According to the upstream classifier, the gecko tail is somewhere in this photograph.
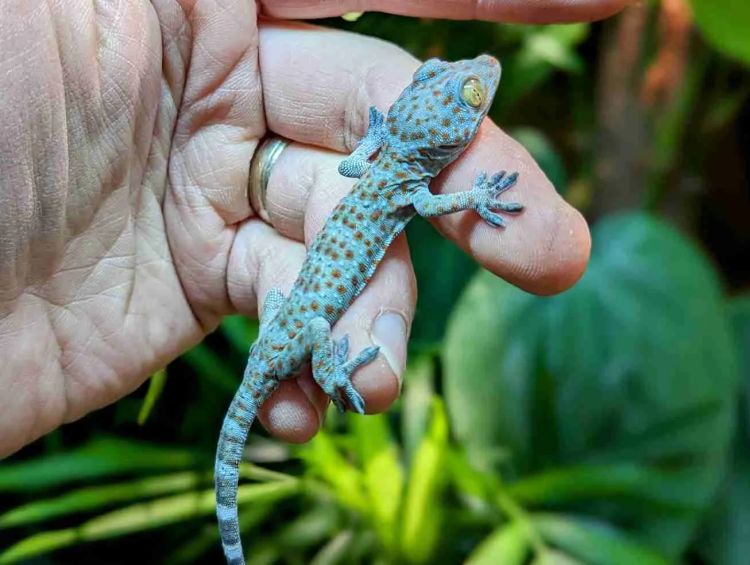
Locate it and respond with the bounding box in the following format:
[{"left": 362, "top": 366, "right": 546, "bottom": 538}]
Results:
[{"left": 215, "top": 377, "right": 259, "bottom": 565}]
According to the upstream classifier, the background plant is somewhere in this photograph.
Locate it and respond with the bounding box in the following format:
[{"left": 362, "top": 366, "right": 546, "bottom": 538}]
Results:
[{"left": 2, "top": 2, "right": 749, "bottom": 563}]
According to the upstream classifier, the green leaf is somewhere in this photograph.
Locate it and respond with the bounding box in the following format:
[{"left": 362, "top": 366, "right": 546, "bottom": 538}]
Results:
[
  {"left": 400, "top": 398, "right": 449, "bottom": 563},
  {"left": 531, "top": 549, "right": 583, "bottom": 565},
  {"left": 407, "top": 217, "right": 478, "bottom": 352},
  {"left": 697, "top": 436, "right": 750, "bottom": 565},
  {"left": 300, "top": 432, "right": 368, "bottom": 513},
  {"left": 401, "top": 355, "right": 436, "bottom": 463},
  {"left": 494, "top": 24, "right": 589, "bottom": 110},
  {"left": 508, "top": 464, "right": 704, "bottom": 513},
  {"left": 696, "top": 295, "right": 750, "bottom": 565},
  {"left": 688, "top": 0, "right": 750, "bottom": 65},
  {"left": 350, "top": 411, "right": 393, "bottom": 466},
  {"left": 0, "top": 471, "right": 206, "bottom": 528},
  {"left": 446, "top": 447, "right": 497, "bottom": 505},
  {"left": 309, "top": 530, "right": 357, "bottom": 565},
  {"left": 466, "top": 523, "right": 529, "bottom": 565},
  {"left": 0, "top": 531, "right": 77, "bottom": 564},
  {"left": 182, "top": 343, "right": 238, "bottom": 394},
  {"left": 341, "top": 12, "right": 364, "bottom": 22},
  {"left": 221, "top": 315, "right": 259, "bottom": 355},
  {"left": 168, "top": 525, "right": 218, "bottom": 565},
  {"left": 533, "top": 514, "right": 669, "bottom": 565},
  {"left": 0, "top": 481, "right": 299, "bottom": 563},
  {"left": 245, "top": 545, "right": 278, "bottom": 565},
  {"left": 275, "top": 505, "right": 340, "bottom": 550},
  {"left": 137, "top": 368, "right": 168, "bottom": 425},
  {"left": 350, "top": 414, "right": 403, "bottom": 552},
  {"left": 730, "top": 295, "right": 750, "bottom": 437},
  {"left": 0, "top": 437, "right": 196, "bottom": 493},
  {"left": 443, "top": 213, "right": 738, "bottom": 555}
]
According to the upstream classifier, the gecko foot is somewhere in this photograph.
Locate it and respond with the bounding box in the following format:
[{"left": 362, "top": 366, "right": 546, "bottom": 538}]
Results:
[
  {"left": 317, "top": 337, "right": 379, "bottom": 414},
  {"left": 473, "top": 171, "right": 523, "bottom": 227}
]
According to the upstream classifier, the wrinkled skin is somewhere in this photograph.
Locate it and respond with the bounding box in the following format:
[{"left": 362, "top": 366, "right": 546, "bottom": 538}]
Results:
[{"left": 0, "top": 0, "right": 630, "bottom": 457}]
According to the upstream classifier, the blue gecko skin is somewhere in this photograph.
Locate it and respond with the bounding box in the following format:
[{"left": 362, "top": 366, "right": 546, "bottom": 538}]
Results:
[{"left": 215, "top": 55, "right": 522, "bottom": 564}]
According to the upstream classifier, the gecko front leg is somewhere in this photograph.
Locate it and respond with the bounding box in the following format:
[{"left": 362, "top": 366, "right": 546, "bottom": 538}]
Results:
[
  {"left": 412, "top": 171, "right": 523, "bottom": 227},
  {"left": 337, "top": 106, "right": 387, "bottom": 179}
]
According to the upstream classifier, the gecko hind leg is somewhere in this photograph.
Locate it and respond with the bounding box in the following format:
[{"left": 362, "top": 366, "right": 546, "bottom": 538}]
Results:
[{"left": 306, "top": 319, "right": 379, "bottom": 414}]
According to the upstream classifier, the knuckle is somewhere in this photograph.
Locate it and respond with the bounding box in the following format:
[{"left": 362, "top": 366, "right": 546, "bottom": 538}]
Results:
[{"left": 341, "top": 43, "right": 418, "bottom": 152}]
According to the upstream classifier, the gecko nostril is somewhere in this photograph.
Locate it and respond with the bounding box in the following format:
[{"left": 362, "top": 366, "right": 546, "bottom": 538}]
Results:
[{"left": 476, "top": 54, "right": 499, "bottom": 67}]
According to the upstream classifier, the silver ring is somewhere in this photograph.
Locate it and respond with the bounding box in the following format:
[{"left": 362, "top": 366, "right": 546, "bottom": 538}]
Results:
[{"left": 248, "top": 135, "right": 291, "bottom": 224}]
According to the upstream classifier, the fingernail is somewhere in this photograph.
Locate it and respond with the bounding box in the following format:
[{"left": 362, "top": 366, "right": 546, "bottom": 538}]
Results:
[{"left": 371, "top": 311, "right": 408, "bottom": 386}]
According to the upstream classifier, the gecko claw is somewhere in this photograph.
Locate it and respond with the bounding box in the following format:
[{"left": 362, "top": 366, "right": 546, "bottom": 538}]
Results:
[
  {"left": 344, "top": 384, "right": 366, "bottom": 415},
  {"left": 316, "top": 344, "right": 378, "bottom": 414},
  {"left": 491, "top": 200, "right": 524, "bottom": 213},
  {"left": 478, "top": 207, "right": 507, "bottom": 228}
]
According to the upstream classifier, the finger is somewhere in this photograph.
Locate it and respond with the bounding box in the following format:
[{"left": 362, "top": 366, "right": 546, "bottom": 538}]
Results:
[
  {"left": 256, "top": 143, "right": 345, "bottom": 243},
  {"left": 265, "top": 142, "right": 415, "bottom": 411},
  {"left": 257, "top": 370, "right": 329, "bottom": 444},
  {"left": 165, "top": 0, "right": 262, "bottom": 327},
  {"left": 432, "top": 123, "right": 591, "bottom": 295},
  {"left": 227, "top": 221, "right": 326, "bottom": 442},
  {"left": 342, "top": 234, "right": 414, "bottom": 413},
  {"left": 262, "top": 143, "right": 356, "bottom": 243},
  {"left": 260, "top": 0, "right": 632, "bottom": 23},
  {"left": 227, "top": 218, "right": 414, "bottom": 440},
  {"left": 260, "top": 23, "right": 590, "bottom": 295}
]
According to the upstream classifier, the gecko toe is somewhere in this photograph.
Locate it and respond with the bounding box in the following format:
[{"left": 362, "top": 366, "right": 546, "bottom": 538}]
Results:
[
  {"left": 478, "top": 206, "right": 506, "bottom": 228},
  {"left": 492, "top": 200, "right": 524, "bottom": 213},
  {"left": 344, "top": 384, "right": 366, "bottom": 415}
]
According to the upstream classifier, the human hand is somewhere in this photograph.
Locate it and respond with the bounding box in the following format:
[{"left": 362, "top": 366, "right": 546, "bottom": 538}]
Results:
[{"left": 0, "top": 0, "right": 628, "bottom": 457}]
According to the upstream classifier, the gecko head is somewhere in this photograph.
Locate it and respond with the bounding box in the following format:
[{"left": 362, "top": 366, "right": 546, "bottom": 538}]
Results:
[{"left": 385, "top": 55, "right": 501, "bottom": 175}]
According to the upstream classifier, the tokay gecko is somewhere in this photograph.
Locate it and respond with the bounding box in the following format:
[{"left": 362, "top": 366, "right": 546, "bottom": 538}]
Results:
[{"left": 215, "top": 55, "right": 523, "bottom": 564}]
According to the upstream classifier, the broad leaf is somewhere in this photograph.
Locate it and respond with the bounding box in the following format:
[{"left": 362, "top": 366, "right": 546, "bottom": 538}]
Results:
[
  {"left": 407, "top": 217, "right": 477, "bottom": 352},
  {"left": 443, "top": 213, "right": 738, "bottom": 555},
  {"left": 688, "top": 0, "right": 750, "bottom": 65},
  {"left": 696, "top": 295, "right": 750, "bottom": 565}
]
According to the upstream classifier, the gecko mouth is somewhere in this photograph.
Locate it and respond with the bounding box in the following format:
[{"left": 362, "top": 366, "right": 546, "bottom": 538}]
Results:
[
  {"left": 419, "top": 144, "right": 458, "bottom": 159},
  {"left": 431, "top": 144, "right": 461, "bottom": 157}
]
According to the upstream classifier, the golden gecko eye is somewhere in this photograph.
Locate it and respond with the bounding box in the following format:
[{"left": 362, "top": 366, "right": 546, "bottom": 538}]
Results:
[{"left": 461, "top": 77, "right": 485, "bottom": 108}]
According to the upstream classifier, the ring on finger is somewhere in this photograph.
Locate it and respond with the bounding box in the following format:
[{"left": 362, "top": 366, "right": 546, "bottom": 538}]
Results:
[{"left": 248, "top": 135, "right": 291, "bottom": 224}]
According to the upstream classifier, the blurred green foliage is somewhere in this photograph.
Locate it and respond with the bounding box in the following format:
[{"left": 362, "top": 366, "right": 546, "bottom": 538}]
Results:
[
  {"left": 2, "top": 3, "right": 750, "bottom": 564},
  {"left": 688, "top": 0, "right": 750, "bottom": 64}
]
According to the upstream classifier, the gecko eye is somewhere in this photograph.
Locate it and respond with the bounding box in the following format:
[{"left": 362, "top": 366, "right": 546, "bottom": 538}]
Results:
[{"left": 460, "top": 77, "right": 485, "bottom": 108}]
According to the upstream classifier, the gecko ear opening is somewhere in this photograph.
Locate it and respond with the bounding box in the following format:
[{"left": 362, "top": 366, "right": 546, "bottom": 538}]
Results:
[{"left": 413, "top": 58, "right": 449, "bottom": 82}]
